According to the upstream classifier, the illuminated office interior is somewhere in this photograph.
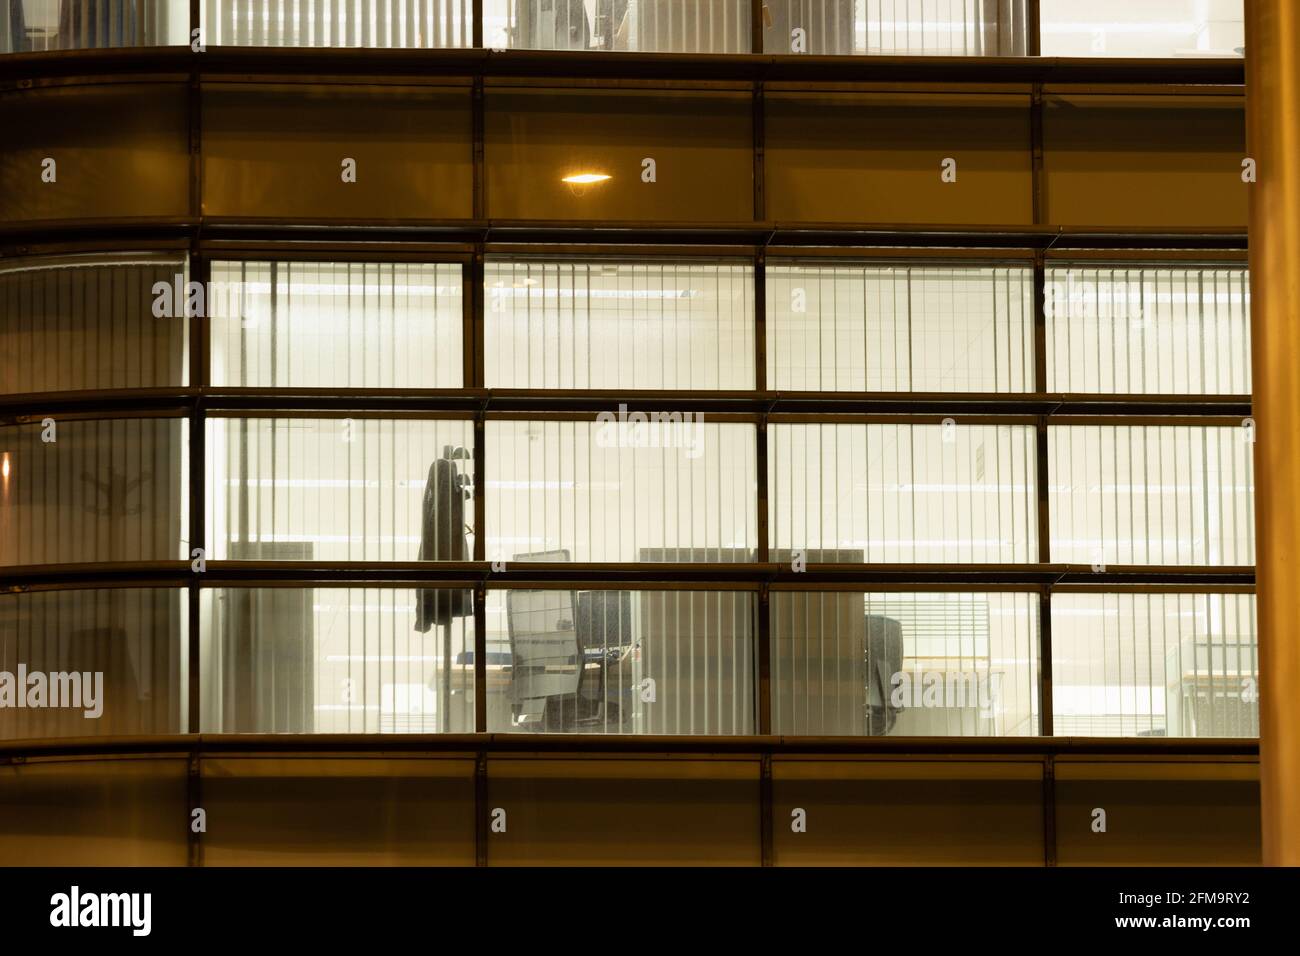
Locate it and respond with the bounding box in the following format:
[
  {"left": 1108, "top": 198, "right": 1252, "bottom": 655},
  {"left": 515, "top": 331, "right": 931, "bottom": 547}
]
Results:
[{"left": 0, "top": 0, "right": 1289, "bottom": 866}]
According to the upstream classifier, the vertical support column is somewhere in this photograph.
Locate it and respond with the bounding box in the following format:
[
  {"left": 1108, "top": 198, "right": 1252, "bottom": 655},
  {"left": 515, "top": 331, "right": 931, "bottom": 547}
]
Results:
[
  {"left": 750, "top": 0, "right": 764, "bottom": 54},
  {"left": 188, "top": 251, "right": 209, "bottom": 738},
  {"left": 1245, "top": 0, "right": 1300, "bottom": 867}
]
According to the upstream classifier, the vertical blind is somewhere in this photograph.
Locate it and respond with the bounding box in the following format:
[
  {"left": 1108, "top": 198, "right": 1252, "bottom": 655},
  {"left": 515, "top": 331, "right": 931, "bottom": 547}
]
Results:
[
  {"left": 1, "top": 0, "right": 186, "bottom": 52},
  {"left": 766, "top": 262, "right": 1034, "bottom": 392},
  {"left": 0, "top": 254, "right": 189, "bottom": 395},
  {"left": 1048, "top": 425, "right": 1255, "bottom": 566},
  {"left": 771, "top": 590, "right": 1038, "bottom": 736},
  {"left": 486, "top": 0, "right": 751, "bottom": 52},
  {"left": 769, "top": 423, "right": 1038, "bottom": 563},
  {"left": 209, "top": 260, "right": 463, "bottom": 389},
  {"left": 205, "top": 417, "right": 474, "bottom": 562},
  {"left": 764, "top": 0, "right": 1030, "bottom": 56},
  {"left": 201, "top": 0, "right": 472, "bottom": 46},
  {"left": 486, "top": 258, "right": 754, "bottom": 390},
  {"left": 0, "top": 417, "right": 188, "bottom": 567},
  {"left": 484, "top": 587, "right": 756, "bottom": 735},
  {"left": 1046, "top": 265, "right": 1251, "bottom": 395},
  {"left": 0, "top": 587, "right": 187, "bottom": 739},
  {"left": 486, "top": 419, "right": 757, "bottom": 564},
  {"left": 201, "top": 586, "right": 473, "bottom": 733},
  {"left": 1052, "top": 591, "right": 1257, "bottom": 737}
]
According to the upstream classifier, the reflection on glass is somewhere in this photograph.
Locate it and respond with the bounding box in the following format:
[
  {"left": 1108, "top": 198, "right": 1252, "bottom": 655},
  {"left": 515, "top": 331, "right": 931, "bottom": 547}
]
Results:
[
  {"left": 2, "top": 0, "right": 188, "bottom": 53},
  {"left": 1040, "top": 0, "right": 1243, "bottom": 57},
  {"left": 767, "top": 261, "right": 1033, "bottom": 393},
  {"left": 0, "top": 587, "right": 187, "bottom": 739},
  {"left": 771, "top": 590, "right": 1039, "bottom": 735},
  {"left": 209, "top": 261, "right": 463, "bottom": 389},
  {"left": 485, "top": 258, "right": 754, "bottom": 390},
  {"left": 200, "top": 0, "right": 472, "bottom": 47},
  {"left": 769, "top": 423, "right": 1038, "bottom": 563},
  {"left": 201, "top": 587, "right": 473, "bottom": 732},
  {"left": 763, "top": 0, "right": 1030, "bottom": 56},
  {"left": 205, "top": 417, "right": 474, "bottom": 562},
  {"left": 1046, "top": 265, "right": 1250, "bottom": 395},
  {"left": 0, "top": 254, "right": 189, "bottom": 395},
  {"left": 1052, "top": 592, "right": 1257, "bottom": 737},
  {"left": 485, "top": 0, "right": 750, "bottom": 52},
  {"left": 486, "top": 419, "right": 756, "bottom": 564},
  {"left": 485, "top": 587, "right": 755, "bottom": 734},
  {"left": 1048, "top": 425, "right": 1254, "bottom": 566},
  {"left": 0, "top": 417, "right": 189, "bottom": 567}
]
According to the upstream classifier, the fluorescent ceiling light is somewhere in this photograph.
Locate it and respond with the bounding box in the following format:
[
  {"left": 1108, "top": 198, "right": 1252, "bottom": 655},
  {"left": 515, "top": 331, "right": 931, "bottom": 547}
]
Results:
[{"left": 562, "top": 173, "right": 612, "bottom": 184}]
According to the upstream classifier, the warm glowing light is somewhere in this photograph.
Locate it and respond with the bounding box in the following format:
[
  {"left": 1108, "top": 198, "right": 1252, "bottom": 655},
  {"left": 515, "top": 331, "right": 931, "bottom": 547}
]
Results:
[
  {"left": 1, "top": 454, "right": 8, "bottom": 480},
  {"left": 561, "top": 173, "right": 611, "bottom": 184}
]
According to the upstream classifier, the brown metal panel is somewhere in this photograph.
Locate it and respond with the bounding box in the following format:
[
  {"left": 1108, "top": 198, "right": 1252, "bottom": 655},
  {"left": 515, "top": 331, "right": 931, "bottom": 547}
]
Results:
[
  {"left": 486, "top": 755, "right": 761, "bottom": 865},
  {"left": 199, "top": 756, "right": 477, "bottom": 865},
  {"left": 1053, "top": 758, "right": 1261, "bottom": 865},
  {"left": 771, "top": 757, "right": 1045, "bottom": 865},
  {"left": 0, "top": 82, "right": 190, "bottom": 223},
  {"left": 1042, "top": 93, "right": 1247, "bottom": 228},
  {"left": 201, "top": 82, "right": 473, "bottom": 220},
  {"left": 484, "top": 87, "right": 753, "bottom": 222},
  {"left": 765, "top": 91, "right": 1034, "bottom": 225}
]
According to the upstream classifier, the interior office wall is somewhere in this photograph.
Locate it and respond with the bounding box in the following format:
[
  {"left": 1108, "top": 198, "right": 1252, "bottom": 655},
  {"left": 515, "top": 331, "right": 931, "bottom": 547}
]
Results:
[
  {"left": 768, "top": 422, "right": 1038, "bottom": 564},
  {"left": 766, "top": 261, "right": 1034, "bottom": 392},
  {"left": 0, "top": 0, "right": 188, "bottom": 53},
  {"left": 765, "top": 92, "right": 1033, "bottom": 225},
  {"left": 0, "top": 587, "right": 187, "bottom": 739},
  {"left": 763, "top": 0, "right": 1030, "bottom": 56},
  {"left": 1047, "top": 424, "right": 1255, "bottom": 566},
  {"left": 0, "top": 81, "right": 190, "bottom": 222},
  {"left": 204, "top": 416, "right": 473, "bottom": 563},
  {"left": 201, "top": 81, "right": 473, "bottom": 220},
  {"left": 485, "top": 258, "right": 755, "bottom": 390},
  {"left": 1045, "top": 263, "right": 1251, "bottom": 395},
  {"left": 484, "top": 86, "right": 754, "bottom": 221},
  {"left": 208, "top": 260, "right": 464, "bottom": 389},
  {"left": 1052, "top": 591, "right": 1257, "bottom": 738},
  {"left": 0, "top": 416, "right": 189, "bottom": 567},
  {"left": 0, "top": 253, "right": 190, "bottom": 395}
]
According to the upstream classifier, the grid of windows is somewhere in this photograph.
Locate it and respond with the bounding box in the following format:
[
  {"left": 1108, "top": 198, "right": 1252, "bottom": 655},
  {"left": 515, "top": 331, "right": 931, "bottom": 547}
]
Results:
[
  {"left": 1, "top": 0, "right": 1243, "bottom": 55},
  {"left": 0, "top": 253, "right": 1254, "bottom": 740}
]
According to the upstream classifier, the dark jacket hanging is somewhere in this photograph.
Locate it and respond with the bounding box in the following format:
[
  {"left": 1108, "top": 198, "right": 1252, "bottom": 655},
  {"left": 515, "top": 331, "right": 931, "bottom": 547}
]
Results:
[{"left": 415, "top": 457, "right": 471, "bottom": 631}]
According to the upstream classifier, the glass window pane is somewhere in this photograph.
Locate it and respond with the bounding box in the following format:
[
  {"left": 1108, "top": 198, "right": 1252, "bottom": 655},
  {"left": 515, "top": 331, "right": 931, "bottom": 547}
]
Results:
[
  {"left": 486, "top": 419, "right": 756, "bottom": 563},
  {"left": 200, "top": 0, "right": 473, "bottom": 47},
  {"left": 1046, "top": 265, "right": 1250, "bottom": 395},
  {"left": 769, "top": 423, "right": 1038, "bottom": 563},
  {"left": 771, "top": 590, "right": 1039, "bottom": 735},
  {"left": 767, "top": 261, "right": 1033, "bottom": 392},
  {"left": 1, "top": 254, "right": 189, "bottom": 395},
  {"left": 764, "top": 0, "right": 1030, "bottom": 56},
  {"left": 485, "top": 0, "right": 751, "bottom": 52},
  {"left": 209, "top": 261, "right": 463, "bottom": 389},
  {"left": 485, "top": 587, "right": 756, "bottom": 734},
  {"left": 485, "top": 258, "right": 754, "bottom": 390},
  {"left": 0, "top": 417, "right": 189, "bottom": 567},
  {"left": 3, "top": 0, "right": 189, "bottom": 52},
  {"left": 0, "top": 587, "right": 187, "bottom": 739},
  {"left": 1040, "top": 0, "right": 1244, "bottom": 57},
  {"left": 1048, "top": 425, "right": 1255, "bottom": 566},
  {"left": 1052, "top": 592, "right": 1257, "bottom": 737},
  {"left": 201, "top": 586, "right": 473, "bottom": 733},
  {"left": 205, "top": 417, "right": 474, "bottom": 562}
]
